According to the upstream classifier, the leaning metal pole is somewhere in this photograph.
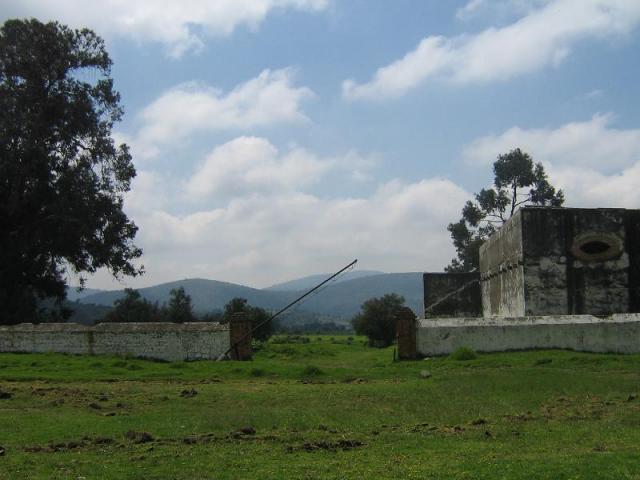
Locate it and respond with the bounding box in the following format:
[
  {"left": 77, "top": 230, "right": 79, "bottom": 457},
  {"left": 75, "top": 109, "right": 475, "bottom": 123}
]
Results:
[{"left": 218, "top": 259, "right": 358, "bottom": 360}]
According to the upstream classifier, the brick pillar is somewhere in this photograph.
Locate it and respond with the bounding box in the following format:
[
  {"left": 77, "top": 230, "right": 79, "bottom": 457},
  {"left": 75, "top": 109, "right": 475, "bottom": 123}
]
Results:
[
  {"left": 396, "top": 307, "right": 417, "bottom": 360},
  {"left": 229, "top": 312, "right": 252, "bottom": 360}
]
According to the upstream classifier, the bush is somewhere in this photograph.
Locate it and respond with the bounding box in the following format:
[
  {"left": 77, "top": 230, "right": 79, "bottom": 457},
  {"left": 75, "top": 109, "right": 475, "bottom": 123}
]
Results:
[
  {"left": 351, "top": 294, "right": 405, "bottom": 348},
  {"left": 449, "top": 347, "right": 478, "bottom": 361}
]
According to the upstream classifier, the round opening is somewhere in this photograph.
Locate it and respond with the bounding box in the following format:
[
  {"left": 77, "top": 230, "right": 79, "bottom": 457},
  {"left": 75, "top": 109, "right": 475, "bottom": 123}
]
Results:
[
  {"left": 570, "top": 233, "right": 623, "bottom": 262},
  {"left": 579, "top": 240, "right": 611, "bottom": 255}
]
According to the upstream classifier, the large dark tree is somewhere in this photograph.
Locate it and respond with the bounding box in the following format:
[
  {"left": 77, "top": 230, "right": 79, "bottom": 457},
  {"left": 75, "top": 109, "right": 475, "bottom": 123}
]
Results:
[
  {"left": 447, "top": 148, "right": 564, "bottom": 272},
  {"left": 0, "top": 19, "right": 142, "bottom": 324}
]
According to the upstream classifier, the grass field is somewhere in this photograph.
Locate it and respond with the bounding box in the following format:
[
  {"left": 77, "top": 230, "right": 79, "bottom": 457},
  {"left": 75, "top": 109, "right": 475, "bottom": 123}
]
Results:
[{"left": 1, "top": 335, "right": 640, "bottom": 479}]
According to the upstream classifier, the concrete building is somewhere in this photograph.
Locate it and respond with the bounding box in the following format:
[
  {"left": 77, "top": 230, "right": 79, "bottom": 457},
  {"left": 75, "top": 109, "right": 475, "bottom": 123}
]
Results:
[
  {"left": 399, "top": 207, "right": 640, "bottom": 358},
  {"left": 479, "top": 207, "right": 640, "bottom": 318}
]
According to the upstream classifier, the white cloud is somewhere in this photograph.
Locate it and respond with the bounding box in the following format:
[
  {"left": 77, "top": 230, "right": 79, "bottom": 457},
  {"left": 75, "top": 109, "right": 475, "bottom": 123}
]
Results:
[
  {"left": 2, "top": 0, "right": 328, "bottom": 57},
  {"left": 127, "top": 69, "right": 313, "bottom": 160},
  {"left": 186, "top": 136, "right": 377, "bottom": 199},
  {"left": 344, "top": 0, "right": 640, "bottom": 100},
  {"left": 116, "top": 178, "right": 469, "bottom": 288},
  {"left": 186, "top": 137, "right": 326, "bottom": 198},
  {"left": 547, "top": 162, "right": 640, "bottom": 208},
  {"left": 462, "top": 113, "right": 640, "bottom": 171},
  {"left": 124, "top": 170, "right": 172, "bottom": 213},
  {"left": 462, "top": 113, "right": 640, "bottom": 208},
  {"left": 455, "top": 0, "right": 550, "bottom": 21},
  {"left": 456, "top": 0, "right": 489, "bottom": 20}
]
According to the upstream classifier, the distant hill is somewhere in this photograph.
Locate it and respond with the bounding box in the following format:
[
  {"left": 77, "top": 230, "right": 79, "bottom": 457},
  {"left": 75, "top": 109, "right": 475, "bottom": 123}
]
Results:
[
  {"left": 266, "top": 270, "right": 384, "bottom": 291},
  {"left": 79, "top": 278, "right": 293, "bottom": 313},
  {"left": 290, "top": 273, "right": 424, "bottom": 318},
  {"left": 78, "top": 273, "right": 424, "bottom": 321},
  {"left": 65, "top": 287, "right": 106, "bottom": 302}
]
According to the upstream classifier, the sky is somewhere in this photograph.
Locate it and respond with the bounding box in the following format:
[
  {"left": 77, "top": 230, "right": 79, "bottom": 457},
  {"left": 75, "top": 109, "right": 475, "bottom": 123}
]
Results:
[{"left": 2, "top": 0, "right": 640, "bottom": 290}]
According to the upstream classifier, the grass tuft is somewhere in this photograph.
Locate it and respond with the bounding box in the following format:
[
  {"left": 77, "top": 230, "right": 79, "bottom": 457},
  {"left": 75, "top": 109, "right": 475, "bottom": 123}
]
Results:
[{"left": 449, "top": 347, "right": 478, "bottom": 361}]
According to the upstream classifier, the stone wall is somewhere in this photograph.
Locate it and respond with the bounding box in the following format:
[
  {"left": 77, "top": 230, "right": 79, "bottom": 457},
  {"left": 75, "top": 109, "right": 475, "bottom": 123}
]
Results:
[
  {"left": 0, "top": 322, "right": 232, "bottom": 361},
  {"left": 423, "top": 272, "right": 481, "bottom": 318},
  {"left": 416, "top": 314, "right": 640, "bottom": 356}
]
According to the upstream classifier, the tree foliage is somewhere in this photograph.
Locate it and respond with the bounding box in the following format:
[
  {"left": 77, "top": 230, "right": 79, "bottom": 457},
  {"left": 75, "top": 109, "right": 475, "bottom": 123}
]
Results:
[
  {"left": 103, "top": 289, "right": 160, "bottom": 323},
  {"left": 223, "top": 297, "right": 273, "bottom": 342},
  {"left": 446, "top": 148, "right": 564, "bottom": 272},
  {"left": 0, "top": 19, "right": 142, "bottom": 324},
  {"left": 351, "top": 293, "right": 405, "bottom": 347},
  {"left": 166, "top": 287, "right": 195, "bottom": 323}
]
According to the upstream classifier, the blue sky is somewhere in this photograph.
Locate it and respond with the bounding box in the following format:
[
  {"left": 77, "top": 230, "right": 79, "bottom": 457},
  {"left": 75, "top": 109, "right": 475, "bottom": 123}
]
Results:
[{"left": 3, "top": 0, "right": 640, "bottom": 289}]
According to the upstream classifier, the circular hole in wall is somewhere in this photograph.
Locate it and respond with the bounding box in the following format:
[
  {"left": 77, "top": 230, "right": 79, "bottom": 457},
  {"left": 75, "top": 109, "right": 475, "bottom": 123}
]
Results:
[
  {"left": 570, "top": 233, "right": 623, "bottom": 262},
  {"left": 579, "top": 240, "right": 611, "bottom": 255}
]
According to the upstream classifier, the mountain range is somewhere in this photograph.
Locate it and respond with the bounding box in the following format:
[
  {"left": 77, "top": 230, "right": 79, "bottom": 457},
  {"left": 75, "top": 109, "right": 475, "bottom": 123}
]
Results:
[{"left": 75, "top": 271, "right": 425, "bottom": 322}]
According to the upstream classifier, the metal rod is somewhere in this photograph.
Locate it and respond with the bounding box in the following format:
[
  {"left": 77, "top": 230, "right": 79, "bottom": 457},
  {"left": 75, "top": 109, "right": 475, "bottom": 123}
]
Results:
[
  {"left": 220, "top": 259, "right": 358, "bottom": 359},
  {"left": 424, "top": 278, "right": 479, "bottom": 314}
]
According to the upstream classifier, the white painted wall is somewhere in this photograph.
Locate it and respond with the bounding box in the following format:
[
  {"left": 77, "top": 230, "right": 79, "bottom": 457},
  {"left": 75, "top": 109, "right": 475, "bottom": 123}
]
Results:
[{"left": 417, "top": 314, "right": 640, "bottom": 356}]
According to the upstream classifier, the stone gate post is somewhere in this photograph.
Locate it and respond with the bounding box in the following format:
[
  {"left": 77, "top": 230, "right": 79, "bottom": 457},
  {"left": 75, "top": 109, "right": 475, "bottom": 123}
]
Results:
[
  {"left": 229, "top": 312, "right": 252, "bottom": 360},
  {"left": 396, "top": 307, "right": 417, "bottom": 360}
]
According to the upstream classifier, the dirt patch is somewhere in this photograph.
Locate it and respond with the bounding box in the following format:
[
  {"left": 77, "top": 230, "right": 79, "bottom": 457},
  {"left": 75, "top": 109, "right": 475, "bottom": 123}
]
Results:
[
  {"left": 23, "top": 437, "right": 108, "bottom": 453},
  {"left": 125, "top": 431, "right": 154, "bottom": 444},
  {"left": 505, "top": 411, "right": 535, "bottom": 422},
  {"left": 180, "top": 388, "right": 198, "bottom": 398},
  {"left": 287, "top": 439, "right": 364, "bottom": 453},
  {"left": 342, "top": 377, "right": 367, "bottom": 384},
  {"left": 470, "top": 418, "right": 487, "bottom": 426},
  {"left": 229, "top": 426, "right": 257, "bottom": 439}
]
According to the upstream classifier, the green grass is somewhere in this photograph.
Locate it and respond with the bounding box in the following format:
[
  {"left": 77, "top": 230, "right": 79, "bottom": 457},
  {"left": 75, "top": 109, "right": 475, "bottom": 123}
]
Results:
[{"left": 1, "top": 335, "right": 640, "bottom": 479}]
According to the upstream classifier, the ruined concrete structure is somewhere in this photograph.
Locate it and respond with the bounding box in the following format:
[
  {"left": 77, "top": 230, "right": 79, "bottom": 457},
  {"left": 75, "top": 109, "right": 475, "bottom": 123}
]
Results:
[
  {"left": 423, "top": 272, "right": 481, "bottom": 318},
  {"left": 480, "top": 207, "right": 640, "bottom": 318},
  {"left": 0, "top": 317, "right": 253, "bottom": 361},
  {"left": 404, "top": 207, "right": 640, "bottom": 357}
]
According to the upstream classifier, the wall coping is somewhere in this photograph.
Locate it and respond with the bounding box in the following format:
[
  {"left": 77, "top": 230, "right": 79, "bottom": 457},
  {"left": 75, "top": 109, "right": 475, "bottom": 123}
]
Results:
[
  {"left": 0, "top": 322, "right": 228, "bottom": 333},
  {"left": 418, "top": 313, "right": 640, "bottom": 328}
]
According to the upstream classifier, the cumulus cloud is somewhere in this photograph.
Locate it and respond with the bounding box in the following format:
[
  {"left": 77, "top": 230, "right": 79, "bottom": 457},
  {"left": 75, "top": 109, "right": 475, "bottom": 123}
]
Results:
[
  {"left": 185, "top": 136, "right": 331, "bottom": 199},
  {"left": 127, "top": 69, "right": 313, "bottom": 160},
  {"left": 462, "top": 113, "right": 640, "bottom": 171},
  {"left": 344, "top": 0, "right": 640, "bottom": 100},
  {"left": 120, "top": 178, "right": 469, "bottom": 288},
  {"left": 462, "top": 113, "right": 640, "bottom": 208},
  {"left": 1, "top": 0, "right": 328, "bottom": 57},
  {"left": 185, "top": 136, "right": 377, "bottom": 200}
]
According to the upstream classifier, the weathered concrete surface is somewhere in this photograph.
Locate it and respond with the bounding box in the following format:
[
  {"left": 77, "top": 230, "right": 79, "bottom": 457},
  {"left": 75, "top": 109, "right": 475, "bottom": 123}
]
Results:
[
  {"left": 0, "top": 322, "right": 230, "bottom": 361},
  {"left": 416, "top": 314, "right": 640, "bottom": 356},
  {"left": 423, "top": 272, "right": 481, "bottom": 318},
  {"left": 480, "top": 211, "right": 525, "bottom": 318},
  {"left": 480, "top": 207, "right": 640, "bottom": 318}
]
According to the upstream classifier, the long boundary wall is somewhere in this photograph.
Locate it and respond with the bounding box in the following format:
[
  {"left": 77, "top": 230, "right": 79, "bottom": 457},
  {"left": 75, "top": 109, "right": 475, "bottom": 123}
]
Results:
[
  {"left": 0, "top": 322, "right": 235, "bottom": 361},
  {"left": 416, "top": 314, "right": 640, "bottom": 356}
]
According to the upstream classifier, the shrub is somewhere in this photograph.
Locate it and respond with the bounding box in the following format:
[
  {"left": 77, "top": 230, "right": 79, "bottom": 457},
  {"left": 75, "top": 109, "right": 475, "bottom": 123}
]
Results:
[
  {"left": 351, "top": 294, "right": 406, "bottom": 347},
  {"left": 449, "top": 347, "right": 478, "bottom": 361}
]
